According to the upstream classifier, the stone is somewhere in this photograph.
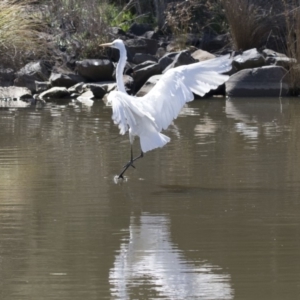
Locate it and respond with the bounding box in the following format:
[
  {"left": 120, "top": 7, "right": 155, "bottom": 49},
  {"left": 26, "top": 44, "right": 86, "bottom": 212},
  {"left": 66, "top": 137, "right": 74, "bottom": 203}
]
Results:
[
  {"left": 133, "top": 61, "right": 158, "bottom": 72},
  {"left": 135, "top": 74, "right": 162, "bottom": 96},
  {"left": 233, "top": 48, "right": 266, "bottom": 71},
  {"left": 35, "top": 81, "right": 51, "bottom": 93},
  {"left": 40, "top": 87, "right": 70, "bottom": 101},
  {"left": 0, "top": 68, "right": 14, "bottom": 87},
  {"left": 191, "top": 49, "right": 215, "bottom": 62},
  {"left": 132, "top": 63, "right": 161, "bottom": 93},
  {"left": 125, "top": 39, "right": 159, "bottom": 61},
  {"left": 68, "top": 82, "right": 85, "bottom": 94},
  {"left": 14, "top": 61, "right": 50, "bottom": 92},
  {"left": 201, "top": 32, "right": 230, "bottom": 53},
  {"left": 82, "top": 83, "right": 106, "bottom": 99},
  {"left": 133, "top": 53, "right": 158, "bottom": 65},
  {"left": 128, "top": 23, "right": 153, "bottom": 36},
  {"left": 226, "top": 66, "right": 289, "bottom": 97},
  {"left": 158, "top": 53, "right": 177, "bottom": 72},
  {"left": 163, "top": 50, "right": 196, "bottom": 73},
  {"left": 49, "top": 72, "right": 85, "bottom": 88},
  {"left": 262, "top": 49, "right": 296, "bottom": 69},
  {"left": 0, "top": 86, "right": 32, "bottom": 99},
  {"left": 76, "top": 59, "right": 114, "bottom": 82}
]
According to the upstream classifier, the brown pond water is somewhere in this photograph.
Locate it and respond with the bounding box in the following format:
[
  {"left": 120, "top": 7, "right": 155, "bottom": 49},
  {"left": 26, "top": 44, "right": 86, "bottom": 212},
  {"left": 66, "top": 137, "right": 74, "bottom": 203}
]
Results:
[{"left": 0, "top": 97, "right": 300, "bottom": 300}]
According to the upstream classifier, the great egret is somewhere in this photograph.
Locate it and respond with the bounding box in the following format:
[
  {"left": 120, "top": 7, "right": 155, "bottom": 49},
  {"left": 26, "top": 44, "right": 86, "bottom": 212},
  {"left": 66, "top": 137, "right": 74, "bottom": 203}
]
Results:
[{"left": 100, "top": 39, "right": 232, "bottom": 179}]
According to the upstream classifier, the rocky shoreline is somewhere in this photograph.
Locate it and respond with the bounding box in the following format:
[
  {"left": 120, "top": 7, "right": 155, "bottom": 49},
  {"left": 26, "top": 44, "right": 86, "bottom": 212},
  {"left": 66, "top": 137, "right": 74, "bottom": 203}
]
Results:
[{"left": 0, "top": 24, "right": 296, "bottom": 106}]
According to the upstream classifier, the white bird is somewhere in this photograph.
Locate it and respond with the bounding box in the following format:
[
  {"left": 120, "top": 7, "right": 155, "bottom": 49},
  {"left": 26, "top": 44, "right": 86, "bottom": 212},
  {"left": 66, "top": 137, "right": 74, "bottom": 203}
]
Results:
[{"left": 100, "top": 39, "right": 232, "bottom": 179}]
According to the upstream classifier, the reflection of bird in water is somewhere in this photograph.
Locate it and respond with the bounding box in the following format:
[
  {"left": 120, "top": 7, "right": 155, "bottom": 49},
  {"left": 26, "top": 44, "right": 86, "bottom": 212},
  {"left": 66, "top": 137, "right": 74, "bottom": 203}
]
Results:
[
  {"left": 109, "top": 214, "right": 233, "bottom": 299},
  {"left": 100, "top": 39, "right": 232, "bottom": 179}
]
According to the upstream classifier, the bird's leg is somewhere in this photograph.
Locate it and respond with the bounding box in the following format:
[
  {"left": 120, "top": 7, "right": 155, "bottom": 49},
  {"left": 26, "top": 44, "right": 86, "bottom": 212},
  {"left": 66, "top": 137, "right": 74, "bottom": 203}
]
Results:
[{"left": 118, "top": 147, "right": 144, "bottom": 179}]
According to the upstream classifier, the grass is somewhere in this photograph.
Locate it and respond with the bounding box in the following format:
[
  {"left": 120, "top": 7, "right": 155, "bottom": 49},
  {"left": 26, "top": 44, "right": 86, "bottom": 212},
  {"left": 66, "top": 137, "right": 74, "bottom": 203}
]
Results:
[
  {"left": 283, "top": 0, "right": 300, "bottom": 94},
  {"left": 0, "top": 0, "right": 48, "bottom": 69},
  {"left": 220, "top": 0, "right": 283, "bottom": 51}
]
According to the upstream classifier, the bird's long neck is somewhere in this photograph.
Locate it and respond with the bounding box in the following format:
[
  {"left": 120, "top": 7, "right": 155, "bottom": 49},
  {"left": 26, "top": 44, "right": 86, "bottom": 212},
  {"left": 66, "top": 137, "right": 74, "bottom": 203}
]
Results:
[{"left": 116, "top": 50, "right": 127, "bottom": 93}]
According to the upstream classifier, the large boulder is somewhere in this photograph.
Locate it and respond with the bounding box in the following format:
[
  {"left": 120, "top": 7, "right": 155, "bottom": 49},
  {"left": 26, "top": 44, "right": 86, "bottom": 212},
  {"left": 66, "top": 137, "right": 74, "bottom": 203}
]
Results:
[
  {"left": 128, "top": 23, "right": 153, "bottom": 36},
  {"left": 0, "top": 68, "right": 15, "bottom": 87},
  {"left": 125, "top": 39, "right": 159, "bottom": 61},
  {"left": 14, "top": 61, "right": 50, "bottom": 92},
  {"left": 76, "top": 59, "right": 114, "bottom": 82},
  {"left": 49, "top": 72, "right": 85, "bottom": 88},
  {"left": 163, "top": 50, "right": 196, "bottom": 73},
  {"left": 226, "top": 66, "right": 289, "bottom": 97},
  {"left": 132, "top": 62, "right": 161, "bottom": 93},
  {"left": 133, "top": 53, "right": 158, "bottom": 65},
  {"left": 158, "top": 53, "right": 177, "bottom": 72}
]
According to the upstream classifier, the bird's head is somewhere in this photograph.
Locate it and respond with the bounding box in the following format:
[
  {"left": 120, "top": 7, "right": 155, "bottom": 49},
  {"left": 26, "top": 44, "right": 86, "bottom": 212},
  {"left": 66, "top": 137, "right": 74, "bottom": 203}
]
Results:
[{"left": 100, "top": 39, "right": 125, "bottom": 52}]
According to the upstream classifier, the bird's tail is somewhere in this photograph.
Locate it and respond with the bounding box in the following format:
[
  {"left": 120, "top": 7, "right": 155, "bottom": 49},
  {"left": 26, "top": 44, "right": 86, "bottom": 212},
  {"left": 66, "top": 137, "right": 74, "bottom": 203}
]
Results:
[{"left": 140, "top": 132, "right": 170, "bottom": 153}]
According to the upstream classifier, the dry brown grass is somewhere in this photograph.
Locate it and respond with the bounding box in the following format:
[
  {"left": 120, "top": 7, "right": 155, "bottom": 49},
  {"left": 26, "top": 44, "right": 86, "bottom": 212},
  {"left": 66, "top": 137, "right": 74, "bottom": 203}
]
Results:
[
  {"left": 0, "top": 0, "right": 49, "bottom": 69},
  {"left": 221, "top": 0, "right": 283, "bottom": 51},
  {"left": 282, "top": 0, "right": 300, "bottom": 94}
]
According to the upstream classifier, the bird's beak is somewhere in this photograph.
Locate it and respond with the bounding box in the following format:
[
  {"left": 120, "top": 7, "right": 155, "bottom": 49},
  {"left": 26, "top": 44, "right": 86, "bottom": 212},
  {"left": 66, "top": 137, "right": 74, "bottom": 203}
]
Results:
[{"left": 100, "top": 42, "right": 113, "bottom": 47}]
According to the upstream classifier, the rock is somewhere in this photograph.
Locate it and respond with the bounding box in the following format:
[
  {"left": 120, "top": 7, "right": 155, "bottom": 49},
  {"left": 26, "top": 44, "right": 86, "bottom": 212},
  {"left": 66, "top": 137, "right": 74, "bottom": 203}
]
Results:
[
  {"left": 132, "top": 63, "right": 161, "bottom": 93},
  {"left": 158, "top": 53, "right": 177, "bottom": 72},
  {"left": 78, "top": 90, "right": 94, "bottom": 99},
  {"left": 82, "top": 83, "right": 106, "bottom": 99},
  {"left": 136, "top": 74, "right": 162, "bottom": 96},
  {"left": 191, "top": 49, "right": 215, "bottom": 62},
  {"left": 125, "top": 39, "right": 159, "bottom": 61},
  {"left": 0, "top": 68, "right": 14, "bottom": 87},
  {"left": 35, "top": 81, "right": 51, "bottom": 93},
  {"left": 133, "top": 61, "right": 158, "bottom": 72},
  {"left": 68, "top": 82, "right": 85, "bottom": 94},
  {"left": 128, "top": 23, "right": 153, "bottom": 36},
  {"left": 14, "top": 61, "right": 50, "bottom": 92},
  {"left": 143, "top": 31, "right": 159, "bottom": 40},
  {"left": 226, "top": 66, "right": 289, "bottom": 97},
  {"left": 123, "top": 75, "right": 134, "bottom": 93},
  {"left": 109, "top": 27, "right": 126, "bottom": 36},
  {"left": 163, "top": 50, "right": 196, "bottom": 73},
  {"left": 40, "top": 87, "right": 70, "bottom": 101},
  {"left": 0, "top": 86, "right": 32, "bottom": 99},
  {"left": 133, "top": 53, "right": 158, "bottom": 65},
  {"left": 76, "top": 59, "right": 114, "bottom": 82},
  {"left": 77, "top": 91, "right": 94, "bottom": 106},
  {"left": 201, "top": 32, "right": 230, "bottom": 52},
  {"left": 156, "top": 47, "right": 166, "bottom": 58},
  {"left": 262, "top": 49, "right": 296, "bottom": 69},
  {"left": 49, "top": 72, "right": 85, "bottom": 88},
  {"left": 233, "top": 49, "right": 266, "bottom": 71}
]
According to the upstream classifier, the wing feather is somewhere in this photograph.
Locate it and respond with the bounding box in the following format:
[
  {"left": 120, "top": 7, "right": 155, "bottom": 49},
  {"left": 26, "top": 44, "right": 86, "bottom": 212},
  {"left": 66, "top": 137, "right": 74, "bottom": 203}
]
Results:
[
  {"left": 107, "top": 91, "right": 156, "bottom": 135},
  {"left": 141, "top": 54, "right": 232, "bottom": 131}
]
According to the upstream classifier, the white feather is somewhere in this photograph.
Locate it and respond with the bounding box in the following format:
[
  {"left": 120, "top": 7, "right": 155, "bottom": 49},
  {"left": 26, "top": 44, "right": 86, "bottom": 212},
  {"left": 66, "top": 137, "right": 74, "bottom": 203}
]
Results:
[{"left": 105, "top": 39, "right": 232, "bottom": 153}]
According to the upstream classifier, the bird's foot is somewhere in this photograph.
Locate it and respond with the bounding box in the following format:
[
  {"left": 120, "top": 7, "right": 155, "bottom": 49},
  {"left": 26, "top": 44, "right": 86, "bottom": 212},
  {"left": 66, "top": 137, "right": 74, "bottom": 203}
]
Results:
[
  {"left": 117, "top": 151, "right": 144, "bottom": 179},
  {"left": 118, "top": 160, "right": 135, "bottom": 179}
]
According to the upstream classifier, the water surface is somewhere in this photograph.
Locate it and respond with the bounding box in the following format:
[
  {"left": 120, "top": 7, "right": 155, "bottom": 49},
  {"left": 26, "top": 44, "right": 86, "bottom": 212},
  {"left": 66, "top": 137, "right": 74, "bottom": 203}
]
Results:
[{"left": 0, "top": 98, "right": 300, "bottom": 299}]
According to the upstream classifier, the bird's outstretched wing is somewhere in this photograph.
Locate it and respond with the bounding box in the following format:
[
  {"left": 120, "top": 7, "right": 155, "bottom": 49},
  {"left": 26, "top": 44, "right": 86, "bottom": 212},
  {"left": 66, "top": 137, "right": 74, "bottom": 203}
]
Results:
[{"left": 140, "top": 54, "right": 232, "bottom": 131}]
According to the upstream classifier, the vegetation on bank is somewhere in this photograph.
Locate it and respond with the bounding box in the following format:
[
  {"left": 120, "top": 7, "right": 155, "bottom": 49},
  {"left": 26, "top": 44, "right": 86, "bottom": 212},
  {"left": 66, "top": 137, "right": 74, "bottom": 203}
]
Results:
[{"left": 1, "top": 0, "right": 300, "bottom": 91}]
